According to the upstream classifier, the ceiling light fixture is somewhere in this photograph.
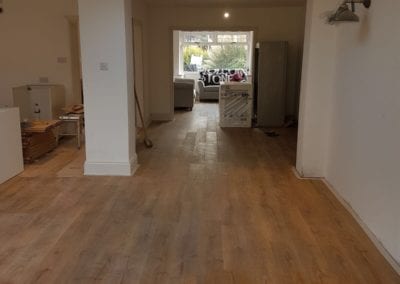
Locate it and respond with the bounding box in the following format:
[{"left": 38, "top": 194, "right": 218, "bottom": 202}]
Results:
[
  {"left": 328, "top": 0, "right": 371, "bottom": 24},
  {"left": 224, "top": 12, "right": 230, "bottom": 19}
]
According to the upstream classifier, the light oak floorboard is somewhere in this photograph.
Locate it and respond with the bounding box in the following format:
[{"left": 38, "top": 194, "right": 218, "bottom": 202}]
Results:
[{"left": 0, "top": 102, "right": 398, "bottom": 283}]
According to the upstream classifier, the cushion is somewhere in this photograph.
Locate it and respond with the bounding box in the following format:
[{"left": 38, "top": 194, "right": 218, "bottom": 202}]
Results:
[
  {"left": 211, "top": 75, "right": 220, "bottom": 85},
  {"left": 199, "top": 69, "right": 248, "bottom": 86},
  {"left": 231, "top": 73, "right": 243, "bottom": 82}
]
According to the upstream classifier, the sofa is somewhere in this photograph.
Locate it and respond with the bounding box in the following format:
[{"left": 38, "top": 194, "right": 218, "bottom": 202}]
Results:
[
  {"left": 196, "top": 69, "right": 247, "bottom": 101},
  {"left": 174, "top": 78, "right": 195, "bottom": 110},
  {"left": 195, "top": 81, "right": 220, "bottom": 100}
]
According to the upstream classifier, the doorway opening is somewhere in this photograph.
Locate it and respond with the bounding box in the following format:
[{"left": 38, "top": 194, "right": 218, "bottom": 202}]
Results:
[{"left": 170, "top": 29, "right": 301, "bottom": 167}]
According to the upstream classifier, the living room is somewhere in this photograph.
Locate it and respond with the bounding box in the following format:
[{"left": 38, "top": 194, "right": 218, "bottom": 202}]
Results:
[
  {"left": 145, "top": 1, "right": 306, "bottom": 122},
  {"left": 173, "top": 30, "right": 253, "bottom": 110}
]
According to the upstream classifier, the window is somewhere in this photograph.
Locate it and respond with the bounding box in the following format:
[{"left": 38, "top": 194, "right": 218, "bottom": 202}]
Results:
[{"left": 179, "top": 31, "right": 253, "bottom": 74}]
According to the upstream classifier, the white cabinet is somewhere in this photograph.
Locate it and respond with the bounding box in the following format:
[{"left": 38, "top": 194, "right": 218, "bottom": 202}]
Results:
[
  {"left": 13, "top": 85, "right": 66, "bottom": 121},
  {"left": 0, "top": 108, "right": 24, "bottom": 184}
]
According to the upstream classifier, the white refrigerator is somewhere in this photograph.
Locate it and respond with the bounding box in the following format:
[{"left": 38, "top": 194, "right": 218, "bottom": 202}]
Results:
[{"left": 256, "top": 41, "right": 288, "bottom": 127}]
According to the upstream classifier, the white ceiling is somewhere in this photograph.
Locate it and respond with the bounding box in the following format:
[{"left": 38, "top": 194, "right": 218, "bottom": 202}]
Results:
[{"left": 145, "top": 0, "right": 306, "bottom": 6}]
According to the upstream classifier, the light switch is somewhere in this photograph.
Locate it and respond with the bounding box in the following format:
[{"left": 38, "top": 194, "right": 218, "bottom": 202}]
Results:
[{"left": 99, "top": 62, "right": 109, "bottom": 71}]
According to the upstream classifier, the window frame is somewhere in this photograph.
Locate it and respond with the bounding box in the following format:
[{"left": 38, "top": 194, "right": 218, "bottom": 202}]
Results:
[{"left": 180, "top": 31, "right": 253, "bottom": 75}]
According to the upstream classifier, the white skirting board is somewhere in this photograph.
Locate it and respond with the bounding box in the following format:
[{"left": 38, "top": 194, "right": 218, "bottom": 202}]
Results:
[
  {"left": 292, "top": 167, "right": 400, "bottom": 275},
  {"left": 0, "top": 108, "right": 24, "bottom": 184},
  {"left": 151, "top": 112, "right": 174, "bottom": 121},
  {"left": 84, "top": 157, "right": 139, "bottom": 176}
]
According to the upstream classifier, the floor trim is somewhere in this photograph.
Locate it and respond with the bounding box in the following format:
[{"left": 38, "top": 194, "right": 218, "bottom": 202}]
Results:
[
  {"left": 84, "top": 157, "right": 139, "bottom": 176},
  {"left": 151, "top": 112, "right": 174, "bottom": 121},
  {"left": 292, "top": 167, "right": 322, "bottom": 180},
  {"left": 292, "top": 167, "right": 400, "bottom": 275}
]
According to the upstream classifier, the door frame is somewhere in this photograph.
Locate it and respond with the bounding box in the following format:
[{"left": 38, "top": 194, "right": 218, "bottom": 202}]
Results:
[{"left": 132, "top": 19, "right": 147, "bottom": 128}]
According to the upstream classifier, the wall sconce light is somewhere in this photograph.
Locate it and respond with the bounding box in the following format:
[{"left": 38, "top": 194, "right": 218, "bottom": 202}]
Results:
[{"left": 328, "top": 0, "right": 371, "bottom": 23}]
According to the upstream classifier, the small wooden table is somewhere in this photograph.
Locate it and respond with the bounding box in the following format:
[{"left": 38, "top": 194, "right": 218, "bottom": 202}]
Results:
[{"left": 58, "top": 114, "right": 84, "bottom": 149}]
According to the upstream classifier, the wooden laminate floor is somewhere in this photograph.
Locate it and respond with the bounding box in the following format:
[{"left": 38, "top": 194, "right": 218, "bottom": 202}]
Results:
[{"left": 0, "top": 102, "right": 399, "bottom": 283}]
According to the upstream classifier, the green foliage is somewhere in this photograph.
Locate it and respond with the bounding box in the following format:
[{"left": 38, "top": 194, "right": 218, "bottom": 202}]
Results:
[
  {"left": 183, "top": 44, "right": 248, "bottom": 71},
  {"left": 204, "top": 45, "right": 247, "bottom": 69},
  {"left": 183, "top": 46, "right": 208, "bottom": 71}
]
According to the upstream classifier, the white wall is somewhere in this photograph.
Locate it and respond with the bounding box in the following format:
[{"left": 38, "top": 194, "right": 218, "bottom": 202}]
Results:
[
  {"left": 172, "top": 31, "right": 181, "bottom": 77},
  {"left": 298, "top": 0, "right": 400, "bottom": 267},
  {"left": 147, "top": 4, "right": 306, "bottom": 120},
  {"left": 296, "top": 0, "right": 337, "bottom": 177},
  {"left": 79, "top": 0, "right": 137, "bottom": 176},
  {"left": 326, "top": 0, "right": 400, "bottom": 265},
  {"left": 0, "top": 0, "right": 79, "bottom": 107}
]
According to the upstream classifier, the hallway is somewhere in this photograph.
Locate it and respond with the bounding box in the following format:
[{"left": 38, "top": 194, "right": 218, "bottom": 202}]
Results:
[{"left": 0, "top": 103, "right": 398, "bottom": 283}]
